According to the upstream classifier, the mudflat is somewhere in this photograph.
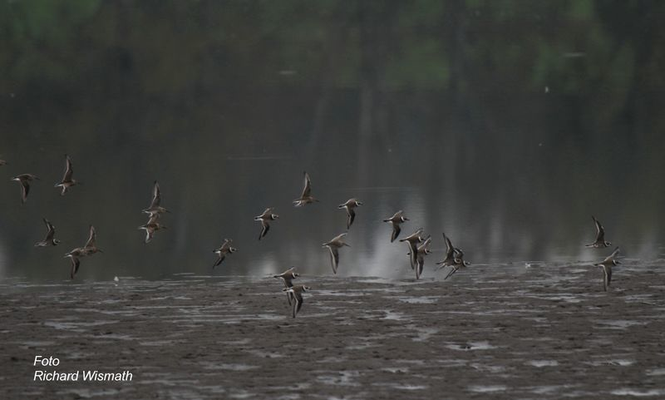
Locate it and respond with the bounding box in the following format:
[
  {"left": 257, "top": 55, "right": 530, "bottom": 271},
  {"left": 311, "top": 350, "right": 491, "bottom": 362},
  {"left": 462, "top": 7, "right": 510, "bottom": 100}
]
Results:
[{"left": 1, "top": 262, "right": 664, "bottom": 399}]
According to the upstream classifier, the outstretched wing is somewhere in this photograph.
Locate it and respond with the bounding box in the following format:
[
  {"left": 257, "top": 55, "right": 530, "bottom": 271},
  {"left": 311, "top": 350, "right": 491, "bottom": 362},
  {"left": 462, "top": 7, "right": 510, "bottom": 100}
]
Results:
[
  {"left": 327, "top": 246, "right": 339, "bottom": 274},
  {"left": 592, "top": 216, "right": 605, "bottom": 242},
  {"left": 390, "top": 223, "right": 401, "bottom": 243},
  {"left": 346, "top": 208, "right": 356, "bottom": 230},
  {"left": 300, "top": 171, "right": 312, "bottom": 198},
  {"left": 70, "top": 257, "right": 81, "bottom": 279},
  {"left": 259, "top": 220, "right": 270, "bottom": 240},
  {"left": 20, "top": 181, "right": 30, "bottom": 204},
  {"left": 84, "top": 225, "right": 97, "bottom": 248},
  {"left": 63, "top": 155, "right": 74, "bottom": 182},
  {"left": 148, "top": 181, "right": 161, "bottom": 209},
  {"left": 44, "top": 218, "right": 56, "bottom": 241}
]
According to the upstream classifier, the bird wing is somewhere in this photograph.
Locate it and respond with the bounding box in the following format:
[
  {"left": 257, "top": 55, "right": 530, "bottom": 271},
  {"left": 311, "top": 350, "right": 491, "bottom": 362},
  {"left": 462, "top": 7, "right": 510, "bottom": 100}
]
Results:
[
  {"left": 391, "top": 223, "right": 401, "bottom": 243},
  {"left": 84, "top": 225, "right": 97, "bottom": 248},
  {"left": 327, "top": 246, "right": 339, "bottom": 274},
  {"left": 20, "top": 181, "right": 30, "bottom": 203},
  {"left": 593, "top": 216, "right": 605, "bottom": 242},
  {"left": 63, "top": 155, "right": 74, "bottom": 182},
  {"left": 148, "top": 181, "right": 161, "bottom": 209},
  {"left": 259, "top": 220, "right": 270, "bottom": 240},
  {"left": 300, "top": 171, "right": 312, "bottom": 198},
  {"left": 70, "top": 257, "right": 80, "bottom": 279},
  {"left": 602, "top": 247, "right": 620, "bottom": 263},
  {"left": 213, "top": 253, "right": 225, "bottom": 268},
  {"left": 44, "top": 218, "right": 56, "bottom": 241},
  {"left": 347, "top": 208, "right": 356, "bottom": 229}
]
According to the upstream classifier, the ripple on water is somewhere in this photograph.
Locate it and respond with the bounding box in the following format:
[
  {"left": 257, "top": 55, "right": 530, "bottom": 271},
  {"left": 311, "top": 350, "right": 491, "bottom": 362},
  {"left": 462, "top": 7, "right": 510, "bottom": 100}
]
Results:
[
  {"left": 527, "top": 360, "right": 559, "bottom": 368},
  {"left": 446, "top": 341, "right": 496, "bottom": 351},
  {"left": 468, "top": 385, "right": 507, "bottom": 393},
  {"left": 611, "top": 389, "right": 665, "bottom": 397}
]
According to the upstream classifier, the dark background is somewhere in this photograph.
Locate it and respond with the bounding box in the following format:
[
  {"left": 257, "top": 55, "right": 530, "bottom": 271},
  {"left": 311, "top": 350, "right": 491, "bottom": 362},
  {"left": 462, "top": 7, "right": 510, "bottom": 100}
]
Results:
[{"left": 1, "top": 0, "right": 664, "bottom": 280}]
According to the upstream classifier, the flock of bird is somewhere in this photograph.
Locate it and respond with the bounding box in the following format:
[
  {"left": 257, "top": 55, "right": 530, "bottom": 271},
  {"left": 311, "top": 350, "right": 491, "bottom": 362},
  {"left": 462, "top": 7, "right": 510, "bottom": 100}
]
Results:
[{"left": 2, "top": 156, "right": 622, "bottom": 318}]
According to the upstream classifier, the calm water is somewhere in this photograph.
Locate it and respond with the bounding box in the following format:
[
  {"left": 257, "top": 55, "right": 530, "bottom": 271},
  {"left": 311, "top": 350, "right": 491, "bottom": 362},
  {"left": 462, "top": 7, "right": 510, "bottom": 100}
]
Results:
[{"left": 1, "top": 1, "right": 665, "bottom": 280}]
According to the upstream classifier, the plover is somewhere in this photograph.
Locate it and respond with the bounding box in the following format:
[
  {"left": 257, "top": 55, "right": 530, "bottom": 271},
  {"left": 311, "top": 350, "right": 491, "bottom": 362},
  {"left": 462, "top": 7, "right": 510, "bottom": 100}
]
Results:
[
  {"left": 338, "top": 198, "right": 363, "bottom": 229},
  {"left": 586, "top": 215, "right": 611, "bottom": 248},
  {"left": 415, "top": 236, "right": 432, "bottom": 280},
  {"left": 596, "top": 246, "right": 620, "bottom": 291},
  {"left": 35, "top": 218, "right": 61, "bottom": 247},
  {"left": 139, "top": 214, "right": 167, "bottom": 243},
  {"left": 65, "top": 225, "right": 102, "bottom": 279},
  {"left": 436, "top": 232, "right": 456, "bottom": 270},
  {"left": 54, "top": 154, "right": 79, "bottom": 196},
  {"left": 400, "top": 228, "right": 424, "bottom": 270},
  {"left": 11, "top": 173, "right": 39, "bottom": 204},
  {"left": 293, "top": 171, "right": 318, "bottom": 207},
  {"left": 274, "top": 267, "right": 299, "bottom": 305},
  {"left": 383, "top": 210, "right": 409, "bottom": 242},
  {"left": 143, "top": 181, "right": 169, "bottom": 217},
  {"left": 444, "top": 247, "right": 471, "bottom": 280},
  {"left": 283, "top": 285, "right": 311, "bottom": 318},
  {"left": 212, "top": 238, "right": 236, "bottom": 268},
  {"left": 254, "top": 207, "right": 279, "bottom": 240},
  {"left": 322, "top": 233, "right": 350, "bottom": 274}
]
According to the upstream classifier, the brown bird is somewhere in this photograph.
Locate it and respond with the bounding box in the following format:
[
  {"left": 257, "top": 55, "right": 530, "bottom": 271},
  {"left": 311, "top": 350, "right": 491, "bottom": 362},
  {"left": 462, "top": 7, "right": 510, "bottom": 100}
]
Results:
[
  {"left": 11, "top": 173, "right": 39, "bottom": 204},
  {"left": 436, "top": 232, "right": 457, "bottom": 270},
  {"left": 399, "top": 228, "right": 424, "bottom": 270},
  {"left": 143, "top": 181, "right": 169, "bottom": 217},
  {"left": 338, "top": 198, "right": 363, "bottom": 229},
  {"left": 586, "top": 215, "right": 611, "bottom": 248},
  {"left": 254, "top": 207, "right": 279, "bottom": 240},
  {"left": 139, "top": 214, "right": 167, "bottom": 243},
  {"left": 596, "top": 247, "right": 620, "bottom": 291},
  {"left": 65, "top": 225, "right": 102, "bottom": 279},
  {"left": 293, "top": 171, "right": 318, "bottom": 207},
  {"left": 54, "top": 154, "right": 79, "bottom": 196},
  {"left": 414, "top": 236, "right": 432, "bottom": 280},
  {"left": 383, "top": 210, "right": 409, "bottom": 242},
  {"left": 444, "top": 247, "right": 471, "bottom": 280},
  {"left": 212, "top": 238, "right": 236, "bottom": 268},
  {"left": 35, "top": 218, "right": 61, "bottom": 247},
  {"left": 322, "top": 233, "right": 350, "bottom": 274},
  {"left": 283, "top": 285, "right": 311, "bottom": 318},
  {"left": 274, "top": 267, "right": 300, "bottom": 305}
]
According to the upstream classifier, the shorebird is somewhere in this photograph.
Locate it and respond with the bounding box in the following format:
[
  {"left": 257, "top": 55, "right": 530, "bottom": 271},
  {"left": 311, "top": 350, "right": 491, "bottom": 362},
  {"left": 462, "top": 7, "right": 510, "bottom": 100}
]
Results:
[
  {"left": 586, "top": 215, "right": 611, "bottom": 248},
  {"left": 400, "top": 228, "right": 424, "bottom": 270},
  {"left": 212, "top": 238, "right": 236, "bottom": 268},
  {"left": 34, "top": 218, "right": 61, "bottom": 247},
  {"left": 383, "top": 210, "right": 409, "bottom": 242},
  {"left": 293, "top": 171, "right": 318, "bottom": 206},
  {"left": 273, "top": 267, "right": 299, "bottom": 288},
  {"left": 11, "top": 173, "right": 39, "bottom": 204},
  {"left": 54, "top": 154, "right": 79, "bottom": 196},
  {"left": 444, "top": 247, "right": 471, "bottom": 280},
  {"left": 596, "top": 246, "right": 620, "bottom": 291},
  {"left": 322, "top": 233, "right": 350, "bottom": 274},
  {"left": 143, "top": 181, "right": 169, "bottom": 217},
  {"left": 415, "top": 236, "right": 432, "bottom": 280},
  {"left": 139, "top": 214, "right": 167, "bottom": 243},
  {"left": 65, "top": 225, "right": 102, "bottom": 279},
  {"left": 436, "top": 232, "right": 457, "bottom": 270},
  {"left": 254, "top": 207, "right": 279, "bottom": 240},
  {"left": 283, "top": 285, "right": 311, "bottom": 318},
  {"left": 338, "top": 198, "right": 363, "bottom": 229},
  {"left": 274, "top": 267, "right": 299, "bottom": 305}
]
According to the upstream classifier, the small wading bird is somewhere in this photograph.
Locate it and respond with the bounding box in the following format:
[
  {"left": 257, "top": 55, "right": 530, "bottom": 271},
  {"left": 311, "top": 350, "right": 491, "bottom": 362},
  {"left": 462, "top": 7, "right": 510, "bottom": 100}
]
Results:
[
  {"left": 35, "top": 218, "right": 61, "bottom": 247},
  {"left": 384, "top": 210, "right": 409, "bottom": 242},
  {"left": 323, "top": 233, "right": 350, "bottom": 274},
  {"left": 212, "top": 238, "right": 236, "bottom": 268},
  {"left": 143, "top": 181, "right": 169, "bottom": 217},
  {"left": 400, "top": 228, "right": 424, "bottom": 270},
  {"left": 54, "top": 154, "right": 79, "bottom": 196},
  {"left": 338, "top": 198, "right": 363, "bottom": 230},
  {"left": 11, "top": 173, "right": 39, "bottom": 204},
  {"left": 274, "top": 267, "right": 299, "bottom": 305},
  {"left": 444, "top": 247, "right": 471, "bottom": 280},
  {"left": 436, "top": 232, "right": 457, "bottom": 270},
  {"left": 139, "top": 214, "right": 167, "bottom": 243},
  {"left": 255, "top": 207, "right": 279, "bottom": 240},
  {"left": 65, "top": 225, "right": 102, "bottom": 279},
  {"left": 283, "top": 285, "right": 311, "bottom": 318},
  {"left": 586, "top": 215, "right": 611, "bottom": 248},
  {"left": 414, "top": 236, "right": 432, "bottom": 280},
  {"left": 293, "top": 171, "right": 318, "bottom": 207},
  {"left": 596, "top": 246, "right": 620, "bottom": 292}
]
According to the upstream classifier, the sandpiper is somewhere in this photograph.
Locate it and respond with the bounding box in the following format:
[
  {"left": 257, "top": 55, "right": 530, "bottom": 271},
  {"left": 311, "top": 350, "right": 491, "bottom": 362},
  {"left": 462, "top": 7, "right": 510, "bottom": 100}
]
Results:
[
  {"left": 35, "top": 218, "right": 61, "bottom": 247},
  {"left": 143, "top": 181, "right": 169, "bottom": 217},
  {"left": 323, "top": 233, "right": 350, "bottom": 274},
  {"left": 436, "top": 232, "right": 456, "bottom": 270},
  {"left": 586, "top": 215, "right": 611, "bottom": 248},
  {"left": 254, "top": 207, "right": 279, "bottom": 240},
  {"left": 274, "top": 267, "right": 299, "bottom": 305},
  {"left": 415, "top": 236, "right": 432, "bottom": 280},
  {"left": 11, "top": 173, "right": 39, "bottom": 204},
  {"left": 65, "top": 225, "right": 102, "bottom": 279},
  {"left": 293, "top": 171, "right": 318, "bottom": 207},
  {"left": 399, "top": 228, "right": 424, "bottom": 270},
  {"left": 283, "top": 285, "right": 311, "bottom": 318},
  {"left": 212, "top": 238, "right": 236, "bottom": 268},
  {"left": 444, "top": 247, "right": 471, "bottom": 280},
  {"left": 383, "top": 210, "right": 409, "bottom": 242},
  {"left": 139, "top": 214, "right": 167, "bottom": 243},
  {"left": 338, "top": 198, "right": 363, "bottom": 229},
  {"left": 54, "top": 154, "right": 79, "bottom": 196},
  {"left": 273, "top": 267, "right": 299, "bottom": 288},
  {"left": 596, "top": 246, "right": 620, "bottom": 291}
]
